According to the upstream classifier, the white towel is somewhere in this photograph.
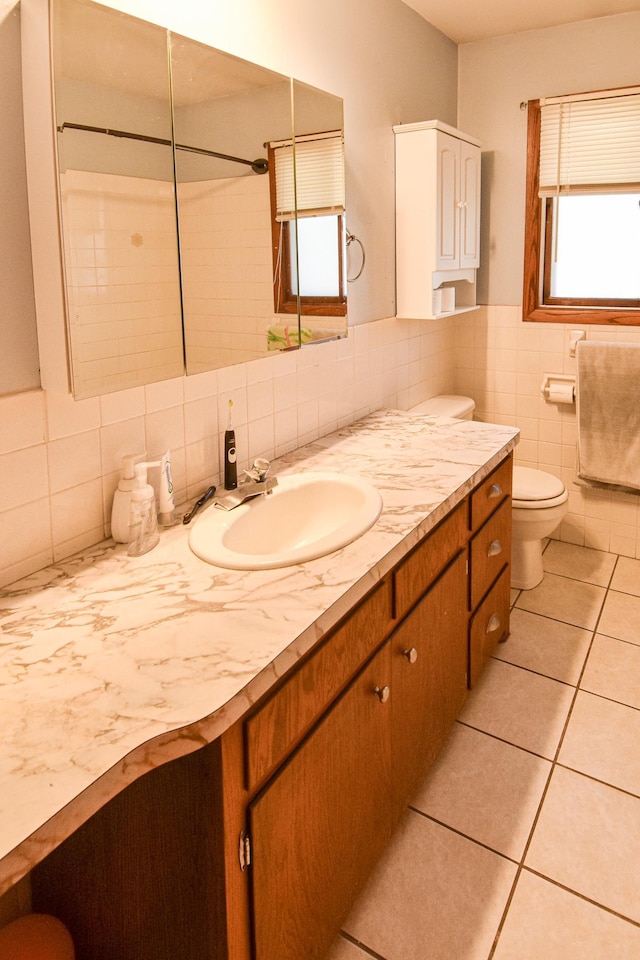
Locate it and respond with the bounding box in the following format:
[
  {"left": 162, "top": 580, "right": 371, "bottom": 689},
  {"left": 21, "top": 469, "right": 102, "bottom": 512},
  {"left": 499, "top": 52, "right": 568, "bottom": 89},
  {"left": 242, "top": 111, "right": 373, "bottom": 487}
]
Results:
[{"left": 576, "top": 340, "right": 640, "bottom": 492}]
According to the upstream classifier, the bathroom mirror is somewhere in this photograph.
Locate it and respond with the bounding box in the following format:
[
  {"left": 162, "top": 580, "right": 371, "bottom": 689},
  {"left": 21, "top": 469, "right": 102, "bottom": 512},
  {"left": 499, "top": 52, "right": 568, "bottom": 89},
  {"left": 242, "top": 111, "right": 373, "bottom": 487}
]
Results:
[
  {"left": 52, "top": 0, "right": 184, "bottom": 398},
  {"left": 170, "top": 36, "right": 296, "bottom": 373},
  {"left": 51, "top": 0, "right": 347, "bottom": 398}
]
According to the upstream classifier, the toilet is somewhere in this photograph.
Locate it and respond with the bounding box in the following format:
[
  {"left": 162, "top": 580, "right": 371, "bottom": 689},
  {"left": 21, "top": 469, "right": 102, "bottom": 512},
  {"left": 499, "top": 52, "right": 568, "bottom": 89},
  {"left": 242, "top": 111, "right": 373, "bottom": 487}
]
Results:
[
  {"left": 409, "top": 395, "right": 569, "bottom": 592},
  {"left": 511, "top": 466, "right": 568, "bottom": 590},
  {"left": 409, "top": 394, "right": 475, "bottom": 421}
]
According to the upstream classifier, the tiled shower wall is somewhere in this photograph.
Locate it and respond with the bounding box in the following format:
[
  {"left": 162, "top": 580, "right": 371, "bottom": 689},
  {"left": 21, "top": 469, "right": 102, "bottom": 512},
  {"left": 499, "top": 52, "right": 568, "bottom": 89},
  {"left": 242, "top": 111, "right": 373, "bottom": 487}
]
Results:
[
  {"left": 455, "top": 305, "right": 640, "bottom": 559},
  {"left": 60, "top": 170, "right": 184, "bottom": 396},
  {"left": 0, "top": 314, "right": 455, "bottom": 588},
  {"left": 179, "top": 175, "right": 276, "bottom": 371}
]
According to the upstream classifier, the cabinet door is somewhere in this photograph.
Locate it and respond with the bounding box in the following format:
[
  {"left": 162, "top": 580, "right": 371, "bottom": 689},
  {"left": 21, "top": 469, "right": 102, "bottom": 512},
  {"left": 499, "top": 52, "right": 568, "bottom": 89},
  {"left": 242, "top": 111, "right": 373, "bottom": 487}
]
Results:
[
  {"left": 459, "top": 138, "right": 481, "bottom": 269},
  {"left": 436, "top": 131, "right": 459, "bottom": 269},
  {"left": 391, "top": 551, "right": 468, "bottom": 809},
  {"left": 248, "top": 643, "right": 393, "bottom": 960}
]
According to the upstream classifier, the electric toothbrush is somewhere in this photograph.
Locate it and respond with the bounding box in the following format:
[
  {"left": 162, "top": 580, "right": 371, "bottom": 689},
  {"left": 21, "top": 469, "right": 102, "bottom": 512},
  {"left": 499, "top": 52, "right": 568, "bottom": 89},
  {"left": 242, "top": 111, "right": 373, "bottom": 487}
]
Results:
[{"left": 224, "top": 399, "right": 237, "bottom": 489}]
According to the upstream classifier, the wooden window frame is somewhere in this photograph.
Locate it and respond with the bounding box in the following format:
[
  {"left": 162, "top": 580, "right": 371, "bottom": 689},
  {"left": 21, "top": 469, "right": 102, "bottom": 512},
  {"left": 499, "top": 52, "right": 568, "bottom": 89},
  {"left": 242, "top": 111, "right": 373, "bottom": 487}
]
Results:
[
  {"left": 523, "top": 98, "right": 640, "bottom": 325},
  {"left": 268, "top": 144, "right": 347, "bottom": 319}
]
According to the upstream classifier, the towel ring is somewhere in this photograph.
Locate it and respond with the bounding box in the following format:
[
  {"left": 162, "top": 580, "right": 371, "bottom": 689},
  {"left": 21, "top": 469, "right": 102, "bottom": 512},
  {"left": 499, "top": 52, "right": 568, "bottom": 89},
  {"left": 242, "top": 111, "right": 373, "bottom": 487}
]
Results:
[{"left": 346, "top": 231, "right": 365, "bottom": 282}]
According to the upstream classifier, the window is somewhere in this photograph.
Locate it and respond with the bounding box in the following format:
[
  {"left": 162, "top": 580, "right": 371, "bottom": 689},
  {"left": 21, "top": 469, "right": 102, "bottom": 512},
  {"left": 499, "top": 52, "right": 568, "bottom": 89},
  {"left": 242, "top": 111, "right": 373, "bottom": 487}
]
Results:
[
  {"left": 269, "top": 132, "right": 346, "bottom": 317},
  {"left": 523, "top": 88, "right": 640, "bottom": 324}
]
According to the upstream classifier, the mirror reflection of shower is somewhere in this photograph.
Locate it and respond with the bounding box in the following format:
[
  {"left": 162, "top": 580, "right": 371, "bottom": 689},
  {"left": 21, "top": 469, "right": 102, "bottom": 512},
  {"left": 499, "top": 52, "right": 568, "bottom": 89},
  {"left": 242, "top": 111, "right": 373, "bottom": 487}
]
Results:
[{"left": 52, "top": 0, "right": 347, "bottom": 397}]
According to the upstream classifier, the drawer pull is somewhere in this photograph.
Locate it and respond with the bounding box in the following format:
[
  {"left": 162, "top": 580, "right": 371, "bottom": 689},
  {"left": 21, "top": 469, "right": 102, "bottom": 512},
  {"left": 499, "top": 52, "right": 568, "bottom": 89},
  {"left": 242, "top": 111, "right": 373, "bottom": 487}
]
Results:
[
  {"left": 486, "top": 613, "right": 502, "bottom": 635},
  {"left": 373, "top": 685, "right": 390, "bottom": 704},
  {"left": 403, "top": 647, "right": 418, "bottom": 664},
  {"left": 488, "top": 483, "right": 502, "bottom": 500},
  {"left": 487, "top": 540, "right": 503, "bottom": 558}
]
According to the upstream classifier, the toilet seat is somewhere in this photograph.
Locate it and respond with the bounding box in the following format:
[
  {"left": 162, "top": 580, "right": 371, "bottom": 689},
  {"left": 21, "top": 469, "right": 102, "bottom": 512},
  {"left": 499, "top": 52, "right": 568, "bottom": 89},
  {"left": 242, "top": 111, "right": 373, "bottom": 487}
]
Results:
[{"left": 512, "top": 466, "right": 567, "bottom": 510}]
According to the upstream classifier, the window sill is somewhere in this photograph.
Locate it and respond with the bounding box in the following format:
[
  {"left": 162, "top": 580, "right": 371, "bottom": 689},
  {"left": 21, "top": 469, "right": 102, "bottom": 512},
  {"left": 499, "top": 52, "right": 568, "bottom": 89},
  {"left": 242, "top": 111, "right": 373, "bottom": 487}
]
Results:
[{"left": 524, "top": 305, "right": 640, "bottom": 325}]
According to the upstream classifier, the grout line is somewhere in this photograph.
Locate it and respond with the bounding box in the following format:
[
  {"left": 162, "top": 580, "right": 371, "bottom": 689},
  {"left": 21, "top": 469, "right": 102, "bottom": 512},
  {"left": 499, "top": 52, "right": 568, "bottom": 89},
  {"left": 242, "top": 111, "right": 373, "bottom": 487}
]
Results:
[
  {"left": 487, "top": 549, "right": 622, "bottom": 958},
  {"left": 337, "top": 932, "right": 387, "bottom": 959},
  {"left": 407, "top": 806, "right": 521, "bottom": 865},
  {"left": 522, "top": 867, "right": 640, "bottom": 929}
]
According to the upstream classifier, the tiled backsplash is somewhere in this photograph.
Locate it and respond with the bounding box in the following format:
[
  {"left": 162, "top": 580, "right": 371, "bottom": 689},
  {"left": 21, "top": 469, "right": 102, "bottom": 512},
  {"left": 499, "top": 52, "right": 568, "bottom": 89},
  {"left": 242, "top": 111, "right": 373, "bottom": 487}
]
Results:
[
  {"left": 455, "top": 305, "right": 640, "bottom": 559},
  {"left": 0, "top": 315, "right": 455, "bottom": 587},
  {"left": 4, "top": 305, "right": 638, "bottom": 589}
]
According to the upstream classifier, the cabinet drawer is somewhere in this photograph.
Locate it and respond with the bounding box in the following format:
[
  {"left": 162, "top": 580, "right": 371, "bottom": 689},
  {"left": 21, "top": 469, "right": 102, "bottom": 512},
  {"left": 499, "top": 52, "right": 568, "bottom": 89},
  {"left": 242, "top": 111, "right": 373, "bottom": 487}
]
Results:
[
  {"left": 470, "top": 455, "right": 512, "bottom": 531},
  {"left": 244, "top": 577, "right": 393, "bottom": 791},
  {"left": 394, "top": 499, "right": 467, "bottom": 620},
  {"left": 469, "top": 565, "right": 511, "bottom": 687},
  {"left": 469, "top": 496, "right": 512, "bottom": 609}
]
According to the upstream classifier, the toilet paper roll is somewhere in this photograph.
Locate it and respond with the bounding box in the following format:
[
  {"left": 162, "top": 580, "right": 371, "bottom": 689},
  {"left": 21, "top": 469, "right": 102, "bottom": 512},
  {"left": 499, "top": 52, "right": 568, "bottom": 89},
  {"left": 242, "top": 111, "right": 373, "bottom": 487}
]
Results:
[{"left": 547, "top": 382, "right": 575, "bottom": 404}]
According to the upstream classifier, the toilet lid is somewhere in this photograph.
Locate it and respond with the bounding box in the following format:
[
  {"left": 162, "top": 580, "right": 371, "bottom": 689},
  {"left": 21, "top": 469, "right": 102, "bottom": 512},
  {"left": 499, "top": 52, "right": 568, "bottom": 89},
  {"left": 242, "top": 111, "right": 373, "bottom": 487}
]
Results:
[
  {"left": 410, "top": 395, "right": 475, "bottom": 418},
  {"left": 513, "top": 466, "right": 565, "bottom": 501}
]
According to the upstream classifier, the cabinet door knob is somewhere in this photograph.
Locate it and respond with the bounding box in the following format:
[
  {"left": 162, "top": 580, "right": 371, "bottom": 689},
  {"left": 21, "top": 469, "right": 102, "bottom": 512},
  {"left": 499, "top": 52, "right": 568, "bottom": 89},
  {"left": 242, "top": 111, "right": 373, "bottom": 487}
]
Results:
[
  {"left": 403, "top": 647, "right": 418, "bottom": 664},
  {"left": 488, "top": 483, "right": 502, "bottom": 499},
  {"left": 487, "top": 539, "right": 503, "bottom": 558},
  {"left": 373, "top": 685, "right": 390, "bottom": 704},
  {"left": 486, "top": 613, "right": 502, "bottom": 635}
]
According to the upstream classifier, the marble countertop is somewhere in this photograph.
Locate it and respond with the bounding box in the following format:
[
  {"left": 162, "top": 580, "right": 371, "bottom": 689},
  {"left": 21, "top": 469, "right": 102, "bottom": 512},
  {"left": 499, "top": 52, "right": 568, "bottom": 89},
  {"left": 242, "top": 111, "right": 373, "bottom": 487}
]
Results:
[{"left": 0, "top": 409, "right": 518, "bottom": 895}]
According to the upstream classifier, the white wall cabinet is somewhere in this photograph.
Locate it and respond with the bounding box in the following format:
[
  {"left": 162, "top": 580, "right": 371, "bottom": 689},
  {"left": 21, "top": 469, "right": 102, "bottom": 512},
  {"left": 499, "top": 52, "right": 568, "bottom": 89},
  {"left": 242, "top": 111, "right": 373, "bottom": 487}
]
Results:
[{"left": 394, "top": 120, "right": 481, "bottom": 319}]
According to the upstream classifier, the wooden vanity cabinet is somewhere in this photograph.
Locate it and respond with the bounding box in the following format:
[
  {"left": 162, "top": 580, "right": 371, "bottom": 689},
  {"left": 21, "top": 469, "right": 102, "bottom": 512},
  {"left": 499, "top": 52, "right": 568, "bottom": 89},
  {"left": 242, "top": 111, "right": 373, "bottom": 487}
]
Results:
[
  {"left": 248, "top": 642, "right": 394, "bottom": 960},
  {"left": 244, "top": 504, "right": 469, "bottom": 960},
  {"left": 27, "top": 454, "right": 513, "bottom": 960},
  {"left": 468, "top": 456, "right": 513, "bottom": 686},
  {"left": 390, "top": 550, "right": 468, "bottom": 808}
]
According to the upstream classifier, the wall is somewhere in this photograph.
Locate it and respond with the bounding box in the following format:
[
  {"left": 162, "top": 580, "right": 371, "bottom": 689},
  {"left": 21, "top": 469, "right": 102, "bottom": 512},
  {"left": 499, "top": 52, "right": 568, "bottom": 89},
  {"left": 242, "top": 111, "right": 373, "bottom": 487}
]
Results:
[
  {"left": 0, "top": 0, "right": 458, "bottom": 589},
  {"left": 457, "top": 13, "right": 640, "bottom": 559}
]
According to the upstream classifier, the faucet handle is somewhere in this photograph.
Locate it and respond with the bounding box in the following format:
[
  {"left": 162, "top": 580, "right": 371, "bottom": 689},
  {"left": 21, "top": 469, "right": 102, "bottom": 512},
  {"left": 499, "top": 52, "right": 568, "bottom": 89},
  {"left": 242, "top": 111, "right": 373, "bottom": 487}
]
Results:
[{"left": 244, "top": 458, "right": 271, "bottom": 482}]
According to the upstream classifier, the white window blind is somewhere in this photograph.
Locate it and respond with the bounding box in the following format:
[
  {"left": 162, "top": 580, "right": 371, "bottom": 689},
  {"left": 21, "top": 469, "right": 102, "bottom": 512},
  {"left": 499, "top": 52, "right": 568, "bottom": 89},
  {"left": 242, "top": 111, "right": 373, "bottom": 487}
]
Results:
[
  {"left": 273, "top": 131, "right": 345, "bottom": 222},
  {"left": 539, "top": 89, "right": 640, "bottom": 196}
]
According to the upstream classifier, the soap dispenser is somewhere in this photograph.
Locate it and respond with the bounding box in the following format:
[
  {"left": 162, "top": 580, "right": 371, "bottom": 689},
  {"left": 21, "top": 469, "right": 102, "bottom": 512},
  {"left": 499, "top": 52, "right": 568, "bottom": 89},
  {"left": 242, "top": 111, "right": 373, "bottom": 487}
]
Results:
[
  {"left": 127, "top": 463, "right": 160, "bottom": 557},
  {"left": 111, "top": 454, "right": 143, "bottom": 543}
]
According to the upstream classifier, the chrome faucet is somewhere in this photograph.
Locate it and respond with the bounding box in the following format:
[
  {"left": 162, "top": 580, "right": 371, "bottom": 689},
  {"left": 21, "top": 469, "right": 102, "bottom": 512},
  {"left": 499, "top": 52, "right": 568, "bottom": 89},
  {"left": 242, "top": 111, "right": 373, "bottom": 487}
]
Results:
[{"left": 215, "top": 458, "right": 278, "bottom": 511}]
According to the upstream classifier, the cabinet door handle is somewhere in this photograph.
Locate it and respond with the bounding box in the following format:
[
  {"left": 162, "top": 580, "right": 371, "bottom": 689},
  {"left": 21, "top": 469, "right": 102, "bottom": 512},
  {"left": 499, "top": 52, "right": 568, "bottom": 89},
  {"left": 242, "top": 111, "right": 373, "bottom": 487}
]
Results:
[
  {"left": 373, "top": 685, "right": 390, "bottom": 704},
  {"left": 403, "top": 647, "right": 418, "bottom": 664},
  {"left": 488, "top": 483, "right": 502, "bottom": 500},
  {"left": 487, "top": 540, "right": 502, "bottom": 558},
  {"left": 486, "top": 613, "right": 502, "bottom": 635}
]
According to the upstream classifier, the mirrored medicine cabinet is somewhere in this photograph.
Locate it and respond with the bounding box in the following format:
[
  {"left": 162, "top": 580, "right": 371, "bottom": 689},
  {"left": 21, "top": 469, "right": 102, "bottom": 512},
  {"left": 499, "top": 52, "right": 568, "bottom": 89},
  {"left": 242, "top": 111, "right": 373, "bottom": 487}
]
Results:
[{"left": 51, "top": 0, "right": 346, "bottom": 399}]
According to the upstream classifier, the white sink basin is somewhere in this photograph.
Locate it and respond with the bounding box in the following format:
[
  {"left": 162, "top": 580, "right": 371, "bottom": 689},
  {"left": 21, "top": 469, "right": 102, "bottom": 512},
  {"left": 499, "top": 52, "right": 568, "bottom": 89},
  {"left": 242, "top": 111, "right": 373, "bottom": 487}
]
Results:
[{"left": 188, "top": 472, "right": 382, "bottom": 570}]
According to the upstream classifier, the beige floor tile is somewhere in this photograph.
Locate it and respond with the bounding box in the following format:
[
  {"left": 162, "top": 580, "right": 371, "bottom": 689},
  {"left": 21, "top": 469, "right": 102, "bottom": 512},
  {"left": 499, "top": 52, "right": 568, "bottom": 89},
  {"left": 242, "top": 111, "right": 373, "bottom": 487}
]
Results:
[
  {"left": 581, "top": 634, "right": 640, "bottom": 709},
  {"left": 598, "top": 590, "right": 640, "bottom": 645},
  {"left": 525, "top": 766, "right": 640, "bottom": 922},
  {"left": 411, "top": 724, "right": 551, "bottom": 860},
  {"left": 515, "top": 573, "right": 605, "bottom": 630},
  {"left": 495, "top": 608, "right": 591, "bottom": 684},
  {"left": 559, "top": 691, "right": 640, "bottom": 797},
  {"left": 324, "top": 937, "right": 370, "bottom": 960},
  {"left": 543, "top": 541, "right": 617, "bottom": 586},
  {"left": 493, "top": 869, "right": 640, "bottom": 960},
  {"left": 459, "top": 659, "right": 575, "bottom": 758},
  {"left": 611, "top": 556, "right": 640, "bottom": 597},
  {"left": 342, "top": 811, "right": 517, "bottom": 960}
]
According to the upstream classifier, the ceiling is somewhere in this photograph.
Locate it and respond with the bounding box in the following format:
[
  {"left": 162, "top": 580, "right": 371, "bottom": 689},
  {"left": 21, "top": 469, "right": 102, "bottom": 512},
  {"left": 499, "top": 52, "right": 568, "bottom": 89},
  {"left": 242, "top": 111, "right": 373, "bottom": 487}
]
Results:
[{"left": 401, "top": 0, "right": 640, "bottom": 44}]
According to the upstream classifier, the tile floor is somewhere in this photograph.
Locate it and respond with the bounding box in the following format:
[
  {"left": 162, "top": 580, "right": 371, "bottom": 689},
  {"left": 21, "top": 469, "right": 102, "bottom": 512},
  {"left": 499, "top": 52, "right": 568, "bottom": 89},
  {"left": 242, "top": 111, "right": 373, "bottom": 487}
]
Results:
[{"left": 326, "top": 541, "right": 640, "bottom": 960}]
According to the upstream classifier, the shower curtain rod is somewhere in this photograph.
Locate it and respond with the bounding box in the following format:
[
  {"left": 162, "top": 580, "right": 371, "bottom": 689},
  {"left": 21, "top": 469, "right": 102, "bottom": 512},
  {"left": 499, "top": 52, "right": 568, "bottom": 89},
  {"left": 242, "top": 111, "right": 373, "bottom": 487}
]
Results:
[{"left": 57, "top": 122, "right": 269, "bottom": 173}]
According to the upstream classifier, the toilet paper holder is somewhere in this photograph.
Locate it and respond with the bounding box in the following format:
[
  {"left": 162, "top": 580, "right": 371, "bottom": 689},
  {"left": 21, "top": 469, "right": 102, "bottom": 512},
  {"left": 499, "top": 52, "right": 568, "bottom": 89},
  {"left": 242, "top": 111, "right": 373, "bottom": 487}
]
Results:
[{"left": 541, "top": 373, "right": 576, "bottom": 404}]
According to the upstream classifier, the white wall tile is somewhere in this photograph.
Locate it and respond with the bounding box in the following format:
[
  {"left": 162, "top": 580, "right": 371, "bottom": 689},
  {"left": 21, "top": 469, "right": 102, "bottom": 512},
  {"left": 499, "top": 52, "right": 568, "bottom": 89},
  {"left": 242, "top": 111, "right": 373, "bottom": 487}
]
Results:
[
  {"left": 0, "top": 446, "right": 49, "bottom": 510},
  {"left": 46, "top": 389, "right": 100, "bottom": 440},
  {"left": 100, "top": 387, "right": 145, "bottom": 424},
  {"left": 48, "top": 430, "right": 101, "bottom": 493},
  {"left": 0, "top": 391, "right": 46, "bottom": 454}
]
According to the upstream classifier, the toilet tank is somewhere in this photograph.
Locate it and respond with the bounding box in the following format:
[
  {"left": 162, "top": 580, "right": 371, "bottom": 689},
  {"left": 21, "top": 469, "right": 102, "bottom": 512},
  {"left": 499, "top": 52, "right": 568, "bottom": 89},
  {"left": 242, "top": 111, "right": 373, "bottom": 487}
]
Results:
[{"left": 409, "top": 395, "right": 475, "bottom": 420}]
